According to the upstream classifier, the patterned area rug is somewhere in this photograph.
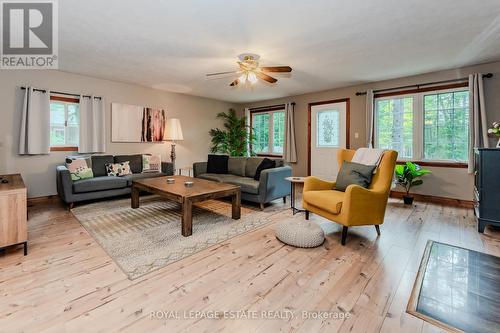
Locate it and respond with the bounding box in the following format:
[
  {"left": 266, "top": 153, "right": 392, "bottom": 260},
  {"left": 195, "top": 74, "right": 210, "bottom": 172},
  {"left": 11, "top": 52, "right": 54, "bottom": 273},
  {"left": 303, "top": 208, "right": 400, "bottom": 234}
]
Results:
[{"left": 72, "top": 195, "right": 286, "bottom": 279}]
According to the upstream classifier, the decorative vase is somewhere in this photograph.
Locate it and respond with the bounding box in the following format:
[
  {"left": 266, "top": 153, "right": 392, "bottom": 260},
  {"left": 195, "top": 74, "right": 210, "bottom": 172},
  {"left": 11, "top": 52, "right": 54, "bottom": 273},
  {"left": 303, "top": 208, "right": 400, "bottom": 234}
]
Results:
[{"left": 403, "top": 195, "right": 414, "bottom": 205}]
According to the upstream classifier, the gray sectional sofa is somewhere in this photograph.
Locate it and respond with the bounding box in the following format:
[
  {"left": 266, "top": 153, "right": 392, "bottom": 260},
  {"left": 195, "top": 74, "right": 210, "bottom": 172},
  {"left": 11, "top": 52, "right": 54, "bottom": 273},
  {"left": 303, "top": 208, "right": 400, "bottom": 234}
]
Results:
[
  {"left": 56, "top": 154, "right": 173, "bottom": 207},
  {"left": 193, "top": 156, "right": 291, "bottom": 209}
]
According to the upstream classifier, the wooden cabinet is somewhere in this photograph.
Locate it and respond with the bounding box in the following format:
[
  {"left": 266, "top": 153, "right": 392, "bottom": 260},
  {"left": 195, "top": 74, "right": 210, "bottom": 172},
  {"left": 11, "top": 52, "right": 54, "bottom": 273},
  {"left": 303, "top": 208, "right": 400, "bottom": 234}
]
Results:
[
  {"left": 0, "top": 174, "right": 27, "bottom": 255},
  {"left": 474, "top": 149, "right": 500, "bottom": 233}
]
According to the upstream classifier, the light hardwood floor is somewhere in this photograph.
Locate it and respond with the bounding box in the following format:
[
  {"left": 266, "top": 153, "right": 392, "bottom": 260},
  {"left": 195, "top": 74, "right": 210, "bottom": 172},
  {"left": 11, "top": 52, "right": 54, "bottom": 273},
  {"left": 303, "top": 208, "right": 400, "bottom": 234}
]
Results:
[{"left": 1, "top": 198, "right": 499, "bottom": 333}]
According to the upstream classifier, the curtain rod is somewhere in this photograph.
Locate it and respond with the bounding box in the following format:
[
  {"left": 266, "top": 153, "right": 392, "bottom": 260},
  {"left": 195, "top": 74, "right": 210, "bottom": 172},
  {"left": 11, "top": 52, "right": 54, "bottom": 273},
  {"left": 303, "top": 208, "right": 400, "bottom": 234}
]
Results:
[
  {"left": 355, "top": 73, "right": 493, "bottom": 96},
  {"left": 249, "top": 102, "right": 295, "bottom": 111},
  {"left": 20, "top": 86, "right": 102, "bottom": 99}
]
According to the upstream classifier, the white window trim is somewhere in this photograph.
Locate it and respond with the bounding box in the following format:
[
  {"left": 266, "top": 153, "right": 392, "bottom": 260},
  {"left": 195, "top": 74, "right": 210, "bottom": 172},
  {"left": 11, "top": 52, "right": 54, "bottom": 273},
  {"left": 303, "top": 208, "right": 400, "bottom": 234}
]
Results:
[
  {"left": 251, "top": 109, "right": 285, "bottom": 156},
  {"left": 374, "top": 87, "right": 469, "bottom": 163},
  {"left": 50, "top": 100, "right": 80, "bottom": 148}
]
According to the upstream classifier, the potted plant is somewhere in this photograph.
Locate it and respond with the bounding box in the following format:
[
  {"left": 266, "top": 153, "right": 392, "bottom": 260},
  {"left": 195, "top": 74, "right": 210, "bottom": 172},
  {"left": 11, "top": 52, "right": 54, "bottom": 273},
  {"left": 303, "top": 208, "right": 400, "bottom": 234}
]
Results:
[
  {"left": 395, "top": 162, "right": 431, "bottom": 205},
  {"left": 209, "top": 109, "right": 253, "bottom": 156},
  {"left": 487, "top": 121, "right": 500, "bottom": 148}
]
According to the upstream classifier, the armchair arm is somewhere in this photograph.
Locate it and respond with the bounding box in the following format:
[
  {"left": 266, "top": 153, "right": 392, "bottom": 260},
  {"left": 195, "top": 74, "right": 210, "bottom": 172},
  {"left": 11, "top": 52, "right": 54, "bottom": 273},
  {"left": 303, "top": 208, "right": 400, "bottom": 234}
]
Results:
[
  {"left": 303, "top": 176, "right": 336, "bottom": 192},
  {"left": 193, "top": 162, "right": 207, "bottom": 177},
  {"left": 161, "top": 162, "right": 174, "bottom": 176},
  {"left": 258, "top": 166, "right": 292, "bottom": 202},
  {"left": 341, "top": 184, "right": 388, "bottom": 225},
  {"left": 56, "top": 165, "right": 74, "bottom": 203}
]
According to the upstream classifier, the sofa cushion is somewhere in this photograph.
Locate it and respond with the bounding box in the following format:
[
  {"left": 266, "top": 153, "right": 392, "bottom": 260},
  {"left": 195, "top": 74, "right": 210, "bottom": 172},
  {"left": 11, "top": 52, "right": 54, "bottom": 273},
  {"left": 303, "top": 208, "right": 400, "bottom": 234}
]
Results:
[
  {"left": 105, "top": 161, "right": 132, "bottom": 177},
  {"left": 91, "top": 155, "right": 114, "bottom": 177},
  {"left": 303, "top": 190, "right": 344, "bottom": 215},
  {"left": 335, "top": 161, "right": 376, "bottom": 192},
  {"left": 197, "top": 173, "right": 235, "bottom": 183},
  {"left": 245, "top": 157, "right": 264, "bottom": 178},
  {"left": 206, "top": 154, "right": 229, "bottom": 174},
  {"left": 124, "top": 172, "right": 166, "bottom": 186},
  {"left": 115, "top": 154, "right": 142, "bottom": 174},
  {"left": 224, "top": 175, "right": 259, "bottom": 194},
  {"left": 73, "top": 176, "right": 128, "bottom": 193},
  {"left": 254, "top": 158, "right": 276, "bottom": 181},
  {"left": 228, "top": 157, "right": 246, "bottom": 176}
]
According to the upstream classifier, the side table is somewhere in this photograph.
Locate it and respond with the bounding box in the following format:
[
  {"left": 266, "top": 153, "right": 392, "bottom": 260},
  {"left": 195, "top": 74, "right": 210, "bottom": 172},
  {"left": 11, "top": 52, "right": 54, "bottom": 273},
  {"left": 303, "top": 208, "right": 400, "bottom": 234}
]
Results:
[{"left": 285, "top": 176, "right": 306, "bottom": 215}]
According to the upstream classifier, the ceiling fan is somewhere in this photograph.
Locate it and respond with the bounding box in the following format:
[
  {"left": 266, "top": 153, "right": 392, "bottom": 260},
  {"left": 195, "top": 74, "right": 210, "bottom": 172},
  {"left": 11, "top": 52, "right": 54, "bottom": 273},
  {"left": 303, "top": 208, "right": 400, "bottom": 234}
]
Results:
[{"left": 206, "top": 53, "right": 292, "bottom": 86}]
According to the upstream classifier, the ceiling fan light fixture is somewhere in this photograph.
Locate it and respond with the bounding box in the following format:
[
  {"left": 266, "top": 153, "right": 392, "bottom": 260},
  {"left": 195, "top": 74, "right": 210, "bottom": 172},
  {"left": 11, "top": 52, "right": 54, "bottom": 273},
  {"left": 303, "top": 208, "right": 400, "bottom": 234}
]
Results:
[
  {"left": 238, "top": 73, "right": 247, "bottom": 84},
  {"left": 247, "top": 71, "right": 257, "bottom": 84}
]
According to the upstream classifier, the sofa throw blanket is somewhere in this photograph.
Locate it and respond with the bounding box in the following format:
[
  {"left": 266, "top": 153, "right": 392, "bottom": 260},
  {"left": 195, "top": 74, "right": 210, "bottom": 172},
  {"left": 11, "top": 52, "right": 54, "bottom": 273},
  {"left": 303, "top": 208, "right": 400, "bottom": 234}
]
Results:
[
  {"left": 351, "top": 148, "right": 385, "bottom": 166},
  {"left": 106, "top": 161, "right": 132, "bottom": 177},
  {"left": 66, "top": 157, "right": 94, "bottom": 181}
]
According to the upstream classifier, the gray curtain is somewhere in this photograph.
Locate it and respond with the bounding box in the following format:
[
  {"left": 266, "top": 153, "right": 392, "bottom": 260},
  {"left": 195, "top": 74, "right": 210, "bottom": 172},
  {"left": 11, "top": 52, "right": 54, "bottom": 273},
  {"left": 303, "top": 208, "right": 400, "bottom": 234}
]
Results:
[
  {"left": 19, "top": 87, "right": 51, "bottom": 155},
  {"left": 468, "top": 74, "right": 489, "bottom": 173},
  {"left": 283, "top": 102, "right": 297, "bottom": 163},
  {"left": 79, "top": 96, "right": 106, "bottom": 153},
  {"left": 365, "top": 89, "right": 374, "bottom": 148}
]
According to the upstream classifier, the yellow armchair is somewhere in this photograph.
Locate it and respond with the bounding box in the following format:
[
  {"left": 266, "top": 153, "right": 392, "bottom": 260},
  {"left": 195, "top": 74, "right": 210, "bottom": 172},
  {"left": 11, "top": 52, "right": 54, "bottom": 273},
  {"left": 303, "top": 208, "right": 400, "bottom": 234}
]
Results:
[{"left": 302, "top": 149, "right": 398, "bottom": 245}]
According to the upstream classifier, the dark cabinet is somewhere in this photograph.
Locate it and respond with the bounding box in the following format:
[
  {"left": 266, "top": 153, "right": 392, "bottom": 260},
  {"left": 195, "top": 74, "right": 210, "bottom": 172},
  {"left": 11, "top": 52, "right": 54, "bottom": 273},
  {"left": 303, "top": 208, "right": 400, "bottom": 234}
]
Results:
[{"left": 474, "top": 148, "right": 500, "bottom": 232}]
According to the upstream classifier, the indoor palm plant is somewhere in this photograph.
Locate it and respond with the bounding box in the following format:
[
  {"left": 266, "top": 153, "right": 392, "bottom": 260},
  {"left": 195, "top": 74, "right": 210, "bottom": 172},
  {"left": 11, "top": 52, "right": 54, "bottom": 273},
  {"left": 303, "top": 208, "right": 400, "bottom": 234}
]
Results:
[
  {"left": 209, "top": 109, "right": 253, "bottom": 156},
  {"left": 395, "top": 162, "right": 431, "bottom": 205}
]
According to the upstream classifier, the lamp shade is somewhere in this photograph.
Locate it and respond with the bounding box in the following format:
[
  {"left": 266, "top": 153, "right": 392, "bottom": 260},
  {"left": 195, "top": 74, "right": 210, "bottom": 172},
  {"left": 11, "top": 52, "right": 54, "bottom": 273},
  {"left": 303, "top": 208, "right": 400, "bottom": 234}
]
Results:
[{"left": 164, "top": 118, "right": 184, "bottom": 141}]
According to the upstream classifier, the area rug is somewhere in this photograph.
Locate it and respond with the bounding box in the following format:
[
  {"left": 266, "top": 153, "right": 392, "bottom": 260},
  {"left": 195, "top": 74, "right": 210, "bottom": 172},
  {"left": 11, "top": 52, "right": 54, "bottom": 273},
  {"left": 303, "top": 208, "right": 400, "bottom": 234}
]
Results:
[
  {"left": 72, "top": 196, "right": 285, "bottom": 280},
  {"left": 407, "top": 240, "right": 500, "bottom": 333}
]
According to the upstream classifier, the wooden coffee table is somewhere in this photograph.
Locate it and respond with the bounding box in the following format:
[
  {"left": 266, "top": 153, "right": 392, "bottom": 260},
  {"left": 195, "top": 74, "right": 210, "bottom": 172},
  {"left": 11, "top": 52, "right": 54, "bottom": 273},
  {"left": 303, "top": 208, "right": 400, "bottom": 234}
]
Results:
[{"left": 131, "top": 175, "right": 241, "bottom": 237}]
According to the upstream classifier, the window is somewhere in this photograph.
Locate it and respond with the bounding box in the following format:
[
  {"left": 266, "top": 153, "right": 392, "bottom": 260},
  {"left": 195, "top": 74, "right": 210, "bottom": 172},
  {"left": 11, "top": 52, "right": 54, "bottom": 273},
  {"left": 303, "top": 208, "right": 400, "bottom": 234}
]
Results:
[
  {"left": 374, "top": 87, "right": 469, "bottom": 163},
  {"left": 316, "top": 110, "right": 340, "bottom": 147},
  {"left": 251, "top": 109, "right": 285, "bottom": 155},
  {"left": 50, "top": 97, "right": 80, "bottom": 151}
]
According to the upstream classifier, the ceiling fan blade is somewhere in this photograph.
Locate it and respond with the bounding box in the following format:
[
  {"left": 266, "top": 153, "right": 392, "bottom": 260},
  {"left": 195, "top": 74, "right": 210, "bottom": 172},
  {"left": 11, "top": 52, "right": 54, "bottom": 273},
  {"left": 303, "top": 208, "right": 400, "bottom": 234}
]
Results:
[
  {"left": 256, "top": 72, "right": 277, "bottom": 84},
  {"left": 229, "top": 79, "right": 239, "bottom": 86},
  {"left": 260, "top": 66, "right": 292, "bottom": 73},
  {"left": 206, "top": 71, "right": 239, "bottom": 77}
]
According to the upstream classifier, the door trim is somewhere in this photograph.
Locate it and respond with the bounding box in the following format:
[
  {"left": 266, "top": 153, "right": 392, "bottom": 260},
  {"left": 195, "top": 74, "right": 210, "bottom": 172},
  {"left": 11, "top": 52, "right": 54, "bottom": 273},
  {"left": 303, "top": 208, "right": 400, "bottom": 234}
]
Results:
[{"left": 307, "top": 98, "right": 350, "bottom": 176}]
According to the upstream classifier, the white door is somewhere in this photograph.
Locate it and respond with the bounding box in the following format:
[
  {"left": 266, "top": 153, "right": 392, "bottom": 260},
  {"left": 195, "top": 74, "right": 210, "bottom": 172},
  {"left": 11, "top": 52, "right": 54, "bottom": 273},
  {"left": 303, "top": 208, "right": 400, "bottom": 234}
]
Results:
[{"left": 310, "top": 101, "right": 348, "bottom": 180}]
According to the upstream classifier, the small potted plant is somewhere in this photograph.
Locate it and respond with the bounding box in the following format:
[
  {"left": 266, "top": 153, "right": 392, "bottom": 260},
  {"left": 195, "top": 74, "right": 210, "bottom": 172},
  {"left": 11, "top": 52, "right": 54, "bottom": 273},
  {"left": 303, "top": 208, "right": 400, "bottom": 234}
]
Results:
[
  {"left": 487, "top": 121, "right": 500, "bottom": 148},
  {"left": 395, "top": 162, "right": 431, "bottom": 205}
]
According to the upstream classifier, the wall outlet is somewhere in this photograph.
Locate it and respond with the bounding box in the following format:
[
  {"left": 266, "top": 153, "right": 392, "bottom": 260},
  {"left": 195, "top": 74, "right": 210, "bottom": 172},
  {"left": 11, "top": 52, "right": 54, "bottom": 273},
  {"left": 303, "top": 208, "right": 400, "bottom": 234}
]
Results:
[{"left": 354, "top": 132, "right": 359, "bottom": 139}]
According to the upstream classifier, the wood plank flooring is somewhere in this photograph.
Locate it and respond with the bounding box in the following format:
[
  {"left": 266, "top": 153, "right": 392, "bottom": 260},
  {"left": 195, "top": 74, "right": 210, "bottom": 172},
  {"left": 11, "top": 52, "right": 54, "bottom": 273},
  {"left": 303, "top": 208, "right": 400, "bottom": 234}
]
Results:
[{"left": 0, "top": 198, "right": 499, "bottom": 333}]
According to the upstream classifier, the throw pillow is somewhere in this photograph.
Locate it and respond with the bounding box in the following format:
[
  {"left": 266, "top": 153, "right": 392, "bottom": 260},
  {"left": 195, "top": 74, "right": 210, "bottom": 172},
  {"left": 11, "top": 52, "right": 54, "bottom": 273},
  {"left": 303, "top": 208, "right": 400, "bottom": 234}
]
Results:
[
  {"left": 65, "top": 157, "right": 93, "bottom": 181},
  {"left": 207, "top": 154, "right": 229, "bottom": 174},
  {"left": 335, "top": 161, "right": 376, "bottom": 192},
  {"left": 105, "top": 161, "right": 132, "bottom": 177},
  {"left": 142, "top": 154, "right": 162, "bottom": 173},
  {"left": 254, "top": 158, "right": 276, "bottom": 181}
]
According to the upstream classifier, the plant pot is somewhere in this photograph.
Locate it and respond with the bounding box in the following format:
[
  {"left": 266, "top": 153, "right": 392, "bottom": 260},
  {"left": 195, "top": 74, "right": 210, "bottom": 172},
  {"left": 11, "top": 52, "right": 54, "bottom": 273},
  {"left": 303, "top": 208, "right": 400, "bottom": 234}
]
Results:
[{"left": 403, "top": 195, "right": 414, "bottom": 205}]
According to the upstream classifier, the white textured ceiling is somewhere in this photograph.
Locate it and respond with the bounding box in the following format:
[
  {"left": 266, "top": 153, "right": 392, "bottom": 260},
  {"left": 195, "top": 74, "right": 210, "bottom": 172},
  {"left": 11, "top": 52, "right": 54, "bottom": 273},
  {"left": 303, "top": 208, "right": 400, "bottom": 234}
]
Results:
[{"left": 59, "top": 0, "right": 500, "bottom": 103}]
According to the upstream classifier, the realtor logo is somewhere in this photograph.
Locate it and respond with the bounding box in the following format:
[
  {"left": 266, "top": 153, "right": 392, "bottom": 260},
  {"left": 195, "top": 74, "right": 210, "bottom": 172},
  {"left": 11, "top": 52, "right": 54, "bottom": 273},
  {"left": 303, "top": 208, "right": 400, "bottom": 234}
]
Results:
[{"left": 1, "top": 0, "right": 58, "bottom": 69}]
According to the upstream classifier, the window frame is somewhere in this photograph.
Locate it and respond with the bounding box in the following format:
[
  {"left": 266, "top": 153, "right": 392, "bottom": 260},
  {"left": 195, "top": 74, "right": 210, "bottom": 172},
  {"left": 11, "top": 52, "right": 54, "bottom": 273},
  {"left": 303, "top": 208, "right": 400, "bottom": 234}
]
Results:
[
  {"left": 373, "top": 83, "right": 469, "bottom": 168},
  {"left": 49, "top": 96, "right": 80, "bottom": 152},
  {"left": 250, "top": 107, "right": 286, "bottom": 157}
]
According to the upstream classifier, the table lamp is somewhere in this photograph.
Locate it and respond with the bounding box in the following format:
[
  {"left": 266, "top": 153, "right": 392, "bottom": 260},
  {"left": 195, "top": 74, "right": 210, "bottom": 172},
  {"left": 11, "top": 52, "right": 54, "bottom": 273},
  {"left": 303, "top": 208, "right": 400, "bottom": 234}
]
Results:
[{"left": 164, "top": 118, "right": 184, "bottom": 171}]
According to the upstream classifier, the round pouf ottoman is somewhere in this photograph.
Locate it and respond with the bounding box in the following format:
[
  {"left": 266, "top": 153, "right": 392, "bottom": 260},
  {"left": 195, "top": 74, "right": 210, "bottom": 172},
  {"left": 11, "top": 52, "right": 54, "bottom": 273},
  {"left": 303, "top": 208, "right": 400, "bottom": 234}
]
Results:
[{"left": 275, "top": 219, "right": 325, "bottom": 248}]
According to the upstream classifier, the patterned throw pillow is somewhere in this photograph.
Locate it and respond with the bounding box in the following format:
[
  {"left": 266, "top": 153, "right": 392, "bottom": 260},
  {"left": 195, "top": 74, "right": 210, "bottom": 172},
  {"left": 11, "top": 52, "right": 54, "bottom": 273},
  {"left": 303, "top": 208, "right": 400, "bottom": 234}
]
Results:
[
  {"left": 65, "top": 157, "right": 94, "bottom": 181},
  {"left": 105, "top": 161, "right": 132, "bottom": 177},
  {"left": 142, "top": 154, "right": 161, "bottom": 173}
]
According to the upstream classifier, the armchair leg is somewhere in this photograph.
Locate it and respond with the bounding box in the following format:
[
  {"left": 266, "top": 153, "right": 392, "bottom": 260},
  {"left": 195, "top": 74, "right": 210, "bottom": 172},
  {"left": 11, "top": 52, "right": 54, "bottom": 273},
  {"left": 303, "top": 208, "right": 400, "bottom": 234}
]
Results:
[
  {"left": 375, "top": 225, "right": 381, "bottom": 236},
  {"left": 305, "top": 210, "right": 310, "bottom": 220},
  {"left": 68, "top": 202, "right": 74, "bottom": 211},
  {"left": 341, "top": 226, "right": 348, "bottom": 246},
  {"left": 283, "top": 196, "right": 286, "bottom": 204},
  {"left": 259, "top": 203, "right": 265, "bottom": 211}
]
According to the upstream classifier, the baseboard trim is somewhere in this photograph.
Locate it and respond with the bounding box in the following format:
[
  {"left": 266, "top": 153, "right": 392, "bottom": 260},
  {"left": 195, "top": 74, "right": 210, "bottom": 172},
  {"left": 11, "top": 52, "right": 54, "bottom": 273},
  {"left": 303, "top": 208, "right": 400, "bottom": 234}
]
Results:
[
  {"left": 27, "top": 195, "right": 62, "bottom": 206},
  {"left": 390, "top": 191, "right": 473, "bottom": 208}
]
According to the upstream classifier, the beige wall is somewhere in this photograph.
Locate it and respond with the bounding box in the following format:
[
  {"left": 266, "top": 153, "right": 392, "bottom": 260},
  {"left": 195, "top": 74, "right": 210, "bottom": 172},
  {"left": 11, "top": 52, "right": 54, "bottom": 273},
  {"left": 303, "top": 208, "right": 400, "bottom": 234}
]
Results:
[
  {"left": 237, "top": 61, "right": 500, "bottom": 201},
  {"left": 0, "top": 70, "right": 234, "bottom": 198}
]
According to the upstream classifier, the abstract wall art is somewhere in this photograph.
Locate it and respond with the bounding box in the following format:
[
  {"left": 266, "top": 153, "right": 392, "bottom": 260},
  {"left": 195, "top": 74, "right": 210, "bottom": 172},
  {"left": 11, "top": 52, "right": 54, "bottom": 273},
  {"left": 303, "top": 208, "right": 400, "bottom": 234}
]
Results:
[{"left": 111, "top": 103, "right": 166, "bottom": 142}]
